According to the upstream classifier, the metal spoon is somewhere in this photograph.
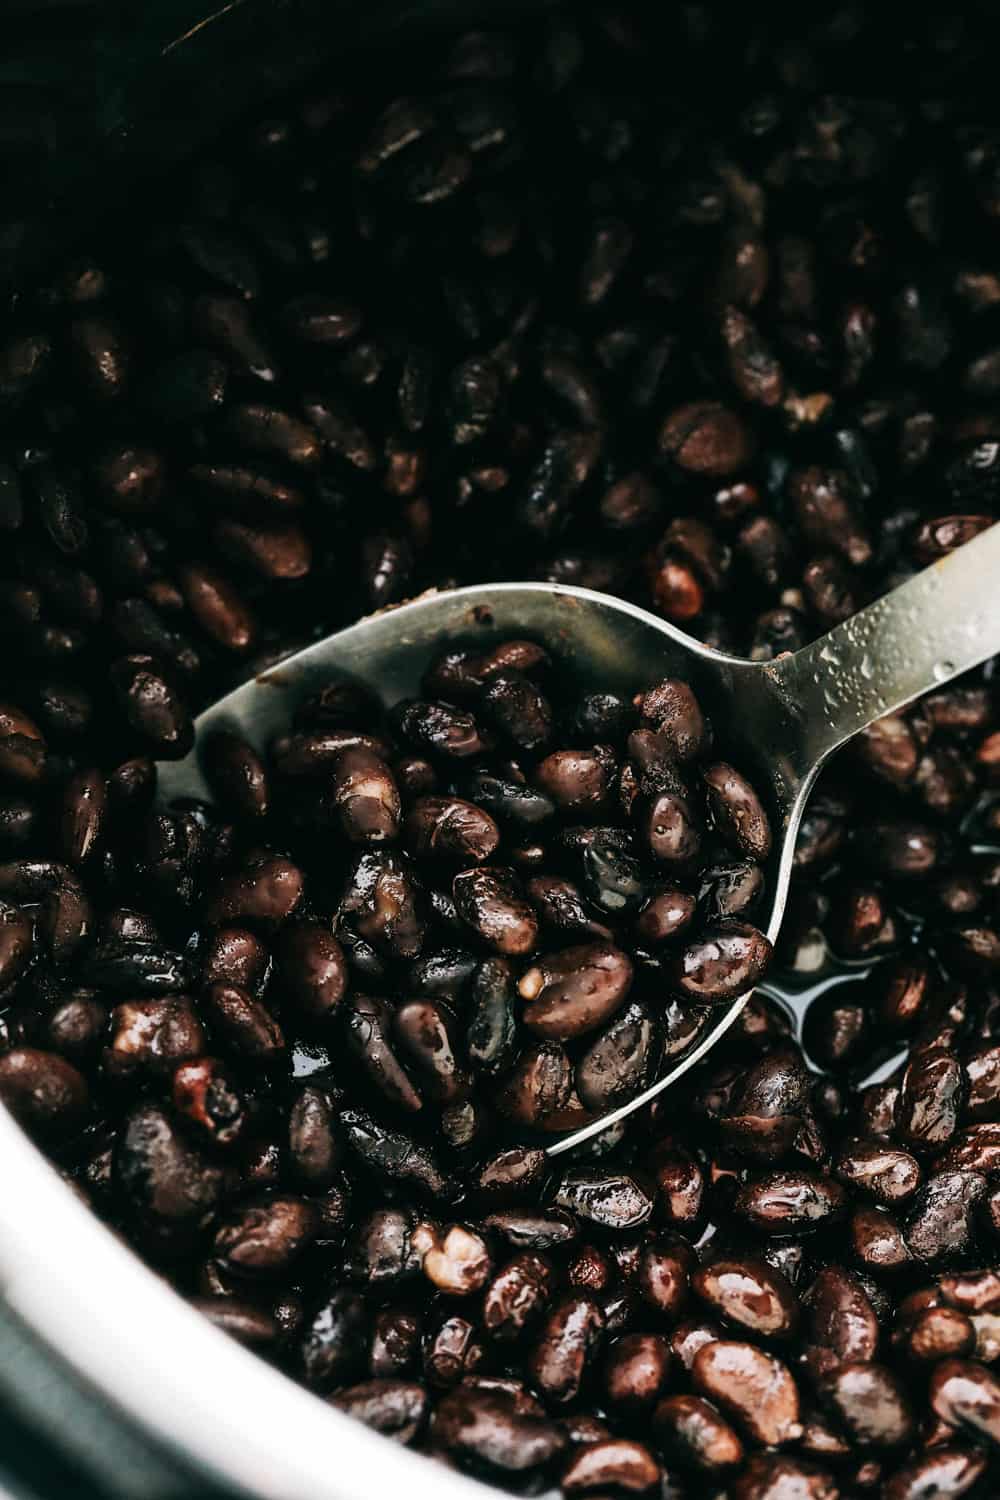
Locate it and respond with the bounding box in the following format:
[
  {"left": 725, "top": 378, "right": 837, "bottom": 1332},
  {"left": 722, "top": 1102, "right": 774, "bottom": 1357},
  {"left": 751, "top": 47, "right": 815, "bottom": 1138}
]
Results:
[{"left": 160, "top": 521, "right": 1000, "bottom": 1156}]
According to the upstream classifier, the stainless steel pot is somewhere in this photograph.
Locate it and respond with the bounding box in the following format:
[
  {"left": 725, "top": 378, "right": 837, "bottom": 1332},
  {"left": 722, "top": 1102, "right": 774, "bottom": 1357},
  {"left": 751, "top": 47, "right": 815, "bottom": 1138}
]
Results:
[
  {"left": 0, "top": 2, "right": 537, "bottom": 1493},
  {"left": 0, "top": 1102, "right": 496, "bottom": 1499}
]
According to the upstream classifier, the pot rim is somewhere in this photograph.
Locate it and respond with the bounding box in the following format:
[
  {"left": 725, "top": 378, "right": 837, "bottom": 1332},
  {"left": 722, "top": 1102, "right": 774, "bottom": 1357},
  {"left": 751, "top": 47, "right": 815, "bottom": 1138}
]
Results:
[{"left": 0, "top": 1103, "right": 491, "bottom": 1500}]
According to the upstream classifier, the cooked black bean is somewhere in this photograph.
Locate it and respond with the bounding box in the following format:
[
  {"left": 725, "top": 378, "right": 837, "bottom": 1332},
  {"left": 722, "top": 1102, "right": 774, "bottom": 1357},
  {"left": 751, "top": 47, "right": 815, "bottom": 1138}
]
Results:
[
  {"left": 819, "top": 1362, "right": 912, "bottom": 1450},
  {"left": 109, "top": 655, "right": 193, "bottom": 757},
  {"left": 480, "top": 673, "right": 553, "bottom": 753},
  {"left": 693, "top": 1256, "right": 799, "bottom": 1341},
  {"left": 674, "top": 924, "right": 773, "bottom": 1003},
  {"left": 494, "top": 1040, "right": 572, "bottom": 1128},
  {"left": 652, "top": 1393, "right": 744, "bottom": 1476},
  {"left": 275, "top": 923, "right": 346, "bottom": 1028},
  {"left": 340, "top": 1108, "right": 452, "bottom": 1200},
  {"left": 343, "top": 992, "right": 423, "bottom": 1113},
  {"left": 462, "top": 768, "right": 555, "bottom": 828},
  {"left": 330, "top": 1380, "right": 427, "bottom": 1445},
  {"left": 719, "top": 1046, "right": 811, "bottom": 1161},
  {"left": 206, "top": 852, "right": 304, "bottom": 928},
  {"left": 369, "top": 1307, "right": 422, "bottom": 1377},
  {"left": 528, "top": 1292, "right": 605, "bottom": 1406},
  {"left": 554, "top": 1169, "right": 653, "bottom": 1231},
  {"left": 581, "top": 831, "right": 647, "bottom": 916},
  {"left": 394, "top": 700, "right": 489, "bottom": 759},
  {"left": 404, "top": 796, "right": 498, "bottom": 862},
  {"left": 326, "top": 747, "right": 401, "bottom": 844},
  {"left": 431, "top": 1385, "right": 566, "bottom": 1474},
  {"left": 203, "top": 982, "right": 284, "bottom": 1061},
  {"left": 104, "top": 998, "right": 205, "bottom": 1083},
  {"left": 393, "top": 998, "right": 469, "bottom": 1105},
  {"left": 299, "top": 1288, "right": 368, "bottom": 1390},
  {"left": 802, "top": 1266, "right": 879, "bottom": 1380},
  {"left": 734, "top": 1171, "right": 848, "bottom": 1234},
  {"left": 423, "top": 1314, "right": 485, "bottom": 1389},
  {"left": 575, "top": 1000, "right": 658, "bottom": 1114},
  {"left": 518, "top": 940, "right": 633, "bottom": 1039},
  {"left": 0, "top": 861, "right": 92, "bottom": 961},
  {"left": 114, "top": 1103, "right": 223, "bottom": 1252},
  {"left": 453, "top": 866, "right": 538, "bottom": 955},
  {"left": 692, "top": 1340, "right": 802, "bottom": 1447},
  {"left": 904, "top": 1171, "right": 988, "bottom": 1265},
  {"left": 0, "top": 1047, "right": 89, "bottom": 1140},
  {"left": 704, "top": 763, "right": 772, "bottom": 861},
  {"left": 339, "top": 850, "right": 425, "bottom": 959},
  {"left": 883, "top": 1446, "right": 988, "bottom": 1500},
  {"left": 8, "top": 24, "right": 1000, "bottom": 1496}
]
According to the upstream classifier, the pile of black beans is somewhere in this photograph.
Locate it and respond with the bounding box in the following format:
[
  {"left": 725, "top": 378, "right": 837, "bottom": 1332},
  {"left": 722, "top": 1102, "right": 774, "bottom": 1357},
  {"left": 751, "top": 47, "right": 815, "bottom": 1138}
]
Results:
[{"left": 4, "top": 1, "right": 1000, "bottom": 1495}]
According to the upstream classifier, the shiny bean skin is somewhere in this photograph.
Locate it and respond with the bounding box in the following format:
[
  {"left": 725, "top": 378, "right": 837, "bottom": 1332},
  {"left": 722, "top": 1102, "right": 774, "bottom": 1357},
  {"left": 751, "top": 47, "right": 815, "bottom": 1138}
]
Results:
[
  {"left": 734, "top": 1172, "right": 848, "bottom": 1234},
  {"left": 883, "top": 1447, "right": 988, "bottom": 1500},
  {"left": 692, "top": 1340, "right": 802, "bottom": 1447},
  {"left": 575, "top": 1000, "right": 658, "bottom": 1114},
  {"left": 834, "top": 1141, "right": 922, "bottom": 1205},
  {"left": 9, "top": 31, "right": 1000, "bottom": 1500},
  {"left": 674, "top": 924, "right": 773, "bottom": 1003},
  {"left": 652, "top": 1394, "right": 744, "bottom": 1476},
  {"left": 802, "top": 1266, "right": 879, "bottom": 1380},
  {"left": 275, "top": 923, "right": 347, "bottom": 1028},
  {"left": 560, "top": 1439, "right": 660, "bottom": 1494},
  {"left": 554, "top": 1169, "right": 654, "bottom": 1231},
  {"left": 214, "top": 1194, "right": 317, "bottom": 1278},
  {"left": 480, "top": 673, "right": 553, "bottom": 753},
  {"left": 819, "top": 1362, "right": 913, "bottom": 1449},
  {"left": 494, "top": 1040, "right": 572, "bottom": 1128},
  {"left": 731, "top": 1455, "right": 840, "bottom": 1500},
  {"left": 206, "top": 852, "right": 304, "bottom": 928},
  {"left": 692, "top": 1257, "right": 799, "bottom": 1341},
  {"left": 0, "top": 1047, "right": 89, "bottom": 1140},
  {"left": 114, "top": 1103, "right": 223, "bottom": 1252},
  {"left": 534, "top": 748, "right": 616, "bottom": 812},
  {"left": 483, "top": 1253, "right": 555, "bottom": 1342},
  {"left": 452, "top": 866, "right": 538, "bottom": 955},
  {"left": 343, "top": 992, "right": 423, "bottom": 1113},
  {"left": 330, "top": 1380, "right": 428, "bottom": 1446},
  {"left": 202, "top": 732, "right": 269, "bottom": 819},
  {"left": 393, "top": 999, "right": 469, "bottom": 1105},
  {"left": 430, "top": 1386, "right": 567, "bottom": 1475},
  {"left": 103, "top": 998, "right": 206, "bottom": 1083},
  {"left": 518, "top": 941, "right": 633, "bottom": 1040},
  {"left": 339, "top": 851, "right": 425, "bottom": 960},
  {"left": 602, "top": 1332, "right": 671, "bottom": 1418},
  {"left": 328, "top": 748, "right": 401, "bottom": 844},
  {"left": 203, "top": 982, "right": 284, "bottom": 1062},
  {"left": 404, "top": 796, "right": 499, "bottom": 862},
  {"left": 703, "top": 763, "right": 773, "bottom": 860},
  {"left": 528, "top": 1293, "right": 605, "bottom": 1407}
]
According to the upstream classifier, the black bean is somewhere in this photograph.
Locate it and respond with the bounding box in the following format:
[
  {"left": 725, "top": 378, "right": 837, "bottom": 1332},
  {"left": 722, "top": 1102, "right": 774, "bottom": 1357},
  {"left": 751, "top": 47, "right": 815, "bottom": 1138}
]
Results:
[
  {"left": 692, "top": 1340, "right": 802, "bottom": 1447},
  {"left": 404, "top": 796, "right": 498, "bottom": 862},
  {"left": 673, "top": 924, "right": 772, "bottom": 1003},
  {"left": 453, "top": 865, "right": 538, "bottom": 954},
  {"left": 652, "top": 1393, "right": 744, "bottom": 1477},
  {"left": 518, "top": 940, "right": 633, "bottom": 1040},
  {"left": 0, "top": 1047, "right": 89, "bottom": 1141},
  {"left": 340, "top": 1107, "right": 453, "bottom": 1200},
  {"left": 114, "top": 1103, "right": 223, "bottom": 1252},
  {"left": 430, "top": 1385, "right": 567, "bottom": 1475},
  {"left": 528, "top": 1292, "right": 605, "bottom": 1406},
  {"left": 300, "top": 1288, "right": 368, "bottom": 1390}
]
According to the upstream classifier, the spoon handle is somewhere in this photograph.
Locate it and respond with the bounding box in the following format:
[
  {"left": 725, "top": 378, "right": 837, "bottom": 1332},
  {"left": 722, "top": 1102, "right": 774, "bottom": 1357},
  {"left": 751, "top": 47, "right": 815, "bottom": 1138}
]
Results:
[{"left": 770, "top": 521, "right": 1000, "bottom": 766}]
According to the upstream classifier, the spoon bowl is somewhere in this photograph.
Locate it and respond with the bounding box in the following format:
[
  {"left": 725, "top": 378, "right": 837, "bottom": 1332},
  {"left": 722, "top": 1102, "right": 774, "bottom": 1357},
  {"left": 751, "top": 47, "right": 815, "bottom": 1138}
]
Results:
[{"left": 159, "top": 523, "right": 1000, "bottom": 1153}]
